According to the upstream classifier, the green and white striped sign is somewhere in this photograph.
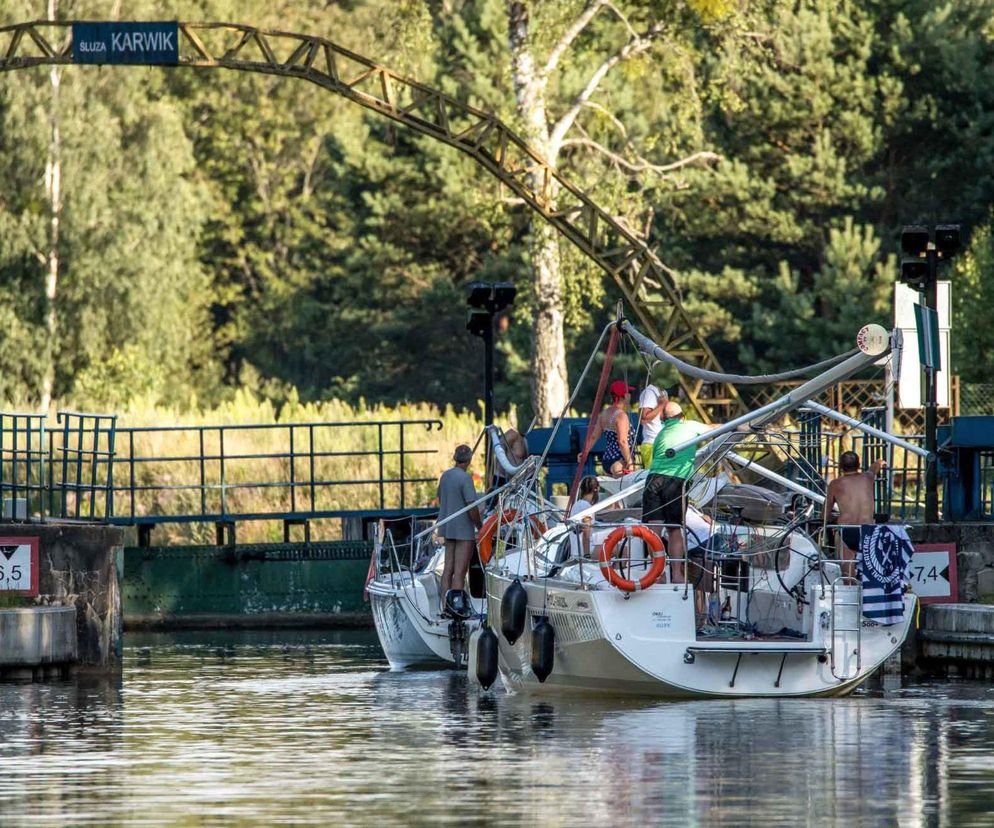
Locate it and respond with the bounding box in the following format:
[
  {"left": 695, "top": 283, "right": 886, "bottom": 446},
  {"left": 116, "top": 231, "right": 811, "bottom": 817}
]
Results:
[{"left": 914, "top": 302, "right": 941, "bottom": 371}]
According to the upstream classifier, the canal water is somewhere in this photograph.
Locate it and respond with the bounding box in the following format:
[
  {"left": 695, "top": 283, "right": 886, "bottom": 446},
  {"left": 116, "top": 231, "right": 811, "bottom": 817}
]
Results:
[{"left": 1, "top": 631, "right": 992, "bottom": 826}]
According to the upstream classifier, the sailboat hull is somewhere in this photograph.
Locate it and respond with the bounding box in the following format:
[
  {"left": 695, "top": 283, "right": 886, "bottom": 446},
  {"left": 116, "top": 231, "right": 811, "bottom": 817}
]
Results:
[
  {"left": 486, "top": 572, "right": 913, "bottom": 699},
  {"left": 369, "top": 576, "right": 483, "bottom": 669},
  {"left": 369, "top": 585, "right": 449, "bottom": 668}
]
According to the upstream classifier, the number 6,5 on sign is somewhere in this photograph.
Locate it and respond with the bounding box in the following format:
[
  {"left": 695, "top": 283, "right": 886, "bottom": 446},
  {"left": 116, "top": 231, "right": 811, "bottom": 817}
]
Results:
[{"left": 0, "top": 537, "right": 39, "bottom": 597}]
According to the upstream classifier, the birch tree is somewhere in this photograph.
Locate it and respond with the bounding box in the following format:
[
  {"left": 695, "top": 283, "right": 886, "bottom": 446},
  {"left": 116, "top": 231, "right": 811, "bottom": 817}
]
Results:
[
  {"left": 40, "top": 0, "right": 62, "bottom": 412},
  {"left": 505, "top": 0, "right": 727, "bottom": 423}
]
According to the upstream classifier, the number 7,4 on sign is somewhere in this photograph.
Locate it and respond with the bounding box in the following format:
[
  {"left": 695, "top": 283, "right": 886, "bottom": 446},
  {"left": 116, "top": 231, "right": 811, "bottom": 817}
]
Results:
[
  {"left": 909, "top": 544, "right": 957, "bottom": 604},
  {"left": 0, "top": 537, "right": 39, "bottom": 597},
  {"left": 911, "top": 565, "right": 941, "bottom": 582}
]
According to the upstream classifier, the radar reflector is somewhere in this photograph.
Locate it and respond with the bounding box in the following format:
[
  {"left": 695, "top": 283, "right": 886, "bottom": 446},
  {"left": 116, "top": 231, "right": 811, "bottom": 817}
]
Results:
[{"left": 856, "top": 324, "right": 889, "bottom": 356}]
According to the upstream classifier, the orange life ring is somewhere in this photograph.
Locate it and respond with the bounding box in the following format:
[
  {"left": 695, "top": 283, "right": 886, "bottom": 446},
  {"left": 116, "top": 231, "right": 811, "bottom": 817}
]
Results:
[
  {"left": 599, "top": 525, "right": 666, "bottom": 593},
  {"left": 478, "top": 509, "right": 547, "bottom": 564}
]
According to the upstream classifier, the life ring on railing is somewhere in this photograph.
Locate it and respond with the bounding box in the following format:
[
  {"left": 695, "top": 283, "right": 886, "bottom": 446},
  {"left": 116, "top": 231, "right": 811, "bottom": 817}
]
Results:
[
  {"left": 478, "top": 509, "right": 547, "bottom": 565},
  {"left": 599, "top": 525, "right": 666, "bottom": 593}
]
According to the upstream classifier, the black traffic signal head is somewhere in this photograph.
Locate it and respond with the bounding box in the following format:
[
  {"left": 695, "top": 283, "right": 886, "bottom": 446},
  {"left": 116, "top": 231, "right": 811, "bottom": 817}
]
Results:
[
  {"left": 492, "top": 282, "right": 517, "bottom": 313},
  {"left": 466, "top": 282, "right": 492, "bottom": 309},
  {"left": 466, "top": 309, "right": 490, "bottom": 337},
  {"left": 901, "top": 225, "right": 930, "bottom": 257},
  {"left": 900, "top": 258, "right": 929, "bottom": 289},
  {"left": 935, "top": 224, "right": 961, "bottom": 257},
  {"left": 466, "top": 280, "right": 517, "bottom": 313}
]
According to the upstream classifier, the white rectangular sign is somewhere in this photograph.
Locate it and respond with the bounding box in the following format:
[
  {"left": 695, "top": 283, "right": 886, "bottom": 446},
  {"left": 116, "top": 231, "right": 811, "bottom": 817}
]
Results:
[
  {"left": 909, "top": 543, "right": 957, "bottom": 603},
  {"left": 0, "top": 538, "right": 39, "bottom": 596},
  {"left": 895, "top": 281, "right": 950, "bottom": 327},
  {"left": 895, "top": 282, "right": 951, "bottom": 408}
]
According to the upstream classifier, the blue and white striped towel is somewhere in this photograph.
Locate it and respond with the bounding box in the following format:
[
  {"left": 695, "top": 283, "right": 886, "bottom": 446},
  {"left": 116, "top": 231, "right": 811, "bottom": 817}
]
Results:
[{"left": 857, "top": 524, "right": 913, "bottom": 625}]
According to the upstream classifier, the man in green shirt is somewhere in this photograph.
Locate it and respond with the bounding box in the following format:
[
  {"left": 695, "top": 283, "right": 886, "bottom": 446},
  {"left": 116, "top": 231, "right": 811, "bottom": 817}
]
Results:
[{"left": 642, "top": 402, "right": 715, "bottom": 583}]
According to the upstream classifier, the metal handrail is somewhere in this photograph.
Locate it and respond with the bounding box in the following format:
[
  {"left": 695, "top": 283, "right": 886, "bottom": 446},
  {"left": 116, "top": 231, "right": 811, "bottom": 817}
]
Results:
[
  {"left": 108, "top": 418, "right": 444, "bottom": 524},
  {"left": 0, "top": 413, "right": 47, "bottom": 521},
  {"left": 113, "top": 418, "right": 443, "bottom": 432},
  {"left": 0, "top": 413, "right": 444, "bottom": 526}
]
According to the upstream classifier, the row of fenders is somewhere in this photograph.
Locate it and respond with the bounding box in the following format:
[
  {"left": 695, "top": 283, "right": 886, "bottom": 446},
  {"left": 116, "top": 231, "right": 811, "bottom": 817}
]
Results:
[{"left": 476, "top": 578, "right": 554, "bottom": 689}]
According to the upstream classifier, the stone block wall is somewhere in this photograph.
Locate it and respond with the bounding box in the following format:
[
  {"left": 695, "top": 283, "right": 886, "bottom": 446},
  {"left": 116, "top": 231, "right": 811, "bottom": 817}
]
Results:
[{"left": 0, "top": 523, "right": 124, "bottom": 670}]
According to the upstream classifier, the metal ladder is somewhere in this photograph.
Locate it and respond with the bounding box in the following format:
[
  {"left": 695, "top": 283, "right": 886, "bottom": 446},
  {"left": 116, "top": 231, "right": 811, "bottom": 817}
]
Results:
[{"left": 829, "top": 576, "right": 862, "bottom": 680}]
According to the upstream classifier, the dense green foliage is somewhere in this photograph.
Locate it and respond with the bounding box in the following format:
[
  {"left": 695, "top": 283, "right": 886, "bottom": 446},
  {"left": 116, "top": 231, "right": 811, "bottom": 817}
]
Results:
[{"left": 1, "top": 0, "right": 993, "bottom": 418}]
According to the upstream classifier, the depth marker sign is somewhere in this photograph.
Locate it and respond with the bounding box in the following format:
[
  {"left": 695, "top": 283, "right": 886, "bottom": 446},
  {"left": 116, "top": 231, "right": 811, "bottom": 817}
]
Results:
[
  {"left": 72, "top": 22, "right": 179, "bottom": 65},
  {"left": 0, "top": 537, "right": 39, "bottom": 597},
  {"left": 909, "top": 542, "right": 957, "bottom": 604}
]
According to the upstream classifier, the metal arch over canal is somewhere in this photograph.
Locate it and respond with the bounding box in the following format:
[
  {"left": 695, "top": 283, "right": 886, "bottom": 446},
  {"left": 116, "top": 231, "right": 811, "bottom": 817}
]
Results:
[{"left": 0, "top": 18, "right": 742, "bottom": 422}]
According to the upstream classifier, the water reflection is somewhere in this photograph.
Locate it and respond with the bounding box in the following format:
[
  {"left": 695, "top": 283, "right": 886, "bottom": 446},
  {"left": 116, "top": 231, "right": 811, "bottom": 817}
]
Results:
[{"left": 0, "top": 630, "right": 991, "bottom": 825}]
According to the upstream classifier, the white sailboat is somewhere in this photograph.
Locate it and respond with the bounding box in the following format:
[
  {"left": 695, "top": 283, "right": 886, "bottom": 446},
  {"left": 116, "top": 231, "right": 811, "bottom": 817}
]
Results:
[
  {"left": 470, "top": 318, "right": 925, "bottom": 698},
  {"left": 367, "top": 539, "right": 483, "bottom": 669},
  {"left": 482, "top": 500, "right": 915, "bottom": 697},
  {"left": 368, "top": 436, "right": 548, "bottom": 670}
]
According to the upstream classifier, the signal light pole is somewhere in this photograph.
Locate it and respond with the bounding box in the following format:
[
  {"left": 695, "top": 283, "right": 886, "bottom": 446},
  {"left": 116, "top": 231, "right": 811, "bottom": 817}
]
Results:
[
  {"left": 466, "top": 282, "right": 516, "bottom": 467},
  {"left": 899, "top": 224, "right": 960, "bottom": 523}
]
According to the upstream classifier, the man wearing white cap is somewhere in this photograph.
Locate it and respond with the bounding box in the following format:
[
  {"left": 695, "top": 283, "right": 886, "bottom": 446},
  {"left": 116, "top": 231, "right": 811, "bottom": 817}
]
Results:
[{"left": 637, "top": 382, "right": 669, "bottom": 468}]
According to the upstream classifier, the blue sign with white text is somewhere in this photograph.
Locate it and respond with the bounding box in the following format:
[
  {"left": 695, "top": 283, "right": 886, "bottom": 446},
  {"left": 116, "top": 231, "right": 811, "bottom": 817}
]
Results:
[{"left": 72, "top": 21, "right": 179, "bottom": 65}]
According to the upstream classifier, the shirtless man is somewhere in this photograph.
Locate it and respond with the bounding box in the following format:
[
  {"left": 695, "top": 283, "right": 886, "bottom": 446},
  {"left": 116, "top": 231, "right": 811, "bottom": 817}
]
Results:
[{"left": 825, "top": 451, "right": 887, "bottom": 576}]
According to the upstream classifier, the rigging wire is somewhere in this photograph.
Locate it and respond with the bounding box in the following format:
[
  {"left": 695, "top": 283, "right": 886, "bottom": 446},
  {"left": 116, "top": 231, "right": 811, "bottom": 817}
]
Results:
[
  {"left": 620, "top": 319, "right": 863, "bottom": 385},
  {"left": 526, "top": 320, "right": 615, "bottom": 496},
  {"left": 566, "top": 322, "right": 619, "bottom": 511}
]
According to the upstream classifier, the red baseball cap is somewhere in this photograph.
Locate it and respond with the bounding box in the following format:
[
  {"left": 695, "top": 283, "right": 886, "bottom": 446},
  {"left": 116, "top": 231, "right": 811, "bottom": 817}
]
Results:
[{"left": 609, "top": 380, "right": 636, "bottom": 397}]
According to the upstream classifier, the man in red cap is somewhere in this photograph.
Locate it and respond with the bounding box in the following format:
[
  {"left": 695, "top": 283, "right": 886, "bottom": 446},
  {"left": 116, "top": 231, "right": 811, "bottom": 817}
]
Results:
[{"left": 585, "top": 379, "right": 636, "bottom": 477}]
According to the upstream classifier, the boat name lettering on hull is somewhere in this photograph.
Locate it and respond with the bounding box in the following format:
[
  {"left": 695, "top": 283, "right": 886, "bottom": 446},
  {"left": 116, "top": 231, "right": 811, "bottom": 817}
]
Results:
[{"left": 652, "top": 611, "right": 672, "bottom": 629}]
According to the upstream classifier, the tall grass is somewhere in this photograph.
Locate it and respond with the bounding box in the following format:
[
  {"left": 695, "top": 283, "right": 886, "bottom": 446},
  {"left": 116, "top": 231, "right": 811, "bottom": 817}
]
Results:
[
  {"left": 6, "top": 391, "right": 928, "bottom": 543},
  {"left": 107, "top": 391, "right": 494, "bottom": 545}
]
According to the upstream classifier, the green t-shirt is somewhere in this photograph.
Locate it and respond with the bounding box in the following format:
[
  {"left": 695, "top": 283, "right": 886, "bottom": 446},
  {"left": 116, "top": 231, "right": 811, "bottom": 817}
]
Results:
[{"left": 649, "top": 419, "right": 711, "bottom": 479}]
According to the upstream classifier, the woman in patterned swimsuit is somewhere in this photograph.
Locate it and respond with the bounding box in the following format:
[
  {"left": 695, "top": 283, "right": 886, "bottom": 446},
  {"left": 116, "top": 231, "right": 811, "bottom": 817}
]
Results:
[{"left": 586, "top": 380, "right": 636, "bottom": 478}]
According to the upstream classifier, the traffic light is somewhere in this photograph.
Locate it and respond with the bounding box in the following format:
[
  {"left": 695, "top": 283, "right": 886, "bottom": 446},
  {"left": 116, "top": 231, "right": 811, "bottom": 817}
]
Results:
[
  {"left": 466, "top": 281, "right": 517, "bottom": 313},
  {"left": 466, "top": 282, "right": 492, "bottom": 310},
  {"left": 900, "top": 226, "right": 930, "bottom": 257},
  {"left": 899, "top": 258, "right": 929, "bottom": 289},
  {"left": 492, "top": 282, "right": 517, "bottom": 313},
  {"left": 466, "top": 309, "right": 490, "bottom": 338},
  {"left": 935, "top": 224, "right": 961, "bottom": 257},
  {"left": 464, "top": 281, "right": 517, "bottom": 432},
  {"left": 898, "top": 224, "right": 962, "bottom": 291}
]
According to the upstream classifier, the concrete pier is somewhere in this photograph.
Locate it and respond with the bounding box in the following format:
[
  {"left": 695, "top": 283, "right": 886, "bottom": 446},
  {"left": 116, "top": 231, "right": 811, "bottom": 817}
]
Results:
[
  {"left": 918, "top": 604, "right": 994, "bottom": 678},
  {"left": 0, "top": 523, "right": 123, "bottom": 672},
  {"left": 0, "top": 607, "right": 77, "bottom": 679}
]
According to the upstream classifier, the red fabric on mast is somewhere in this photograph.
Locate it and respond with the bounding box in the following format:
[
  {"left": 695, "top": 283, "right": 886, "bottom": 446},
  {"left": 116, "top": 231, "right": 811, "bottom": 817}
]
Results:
[{"left": 567, "top": 323, "right": 619, "bottom": 512}]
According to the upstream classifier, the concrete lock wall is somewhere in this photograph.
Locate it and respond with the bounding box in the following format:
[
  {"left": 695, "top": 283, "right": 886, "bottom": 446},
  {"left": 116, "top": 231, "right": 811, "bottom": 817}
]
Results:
[
  {"left": 0, "top": 523, "right": 124, "bottom": 671},
  {"left": 123, "top": 541, "right": 374, "bottom": 629},
  {"left": 905, "top": 524, "right": 994, "bottom": 675},
  {"left": 0, "top": 607, "right": 77, "bottom": 677},
  {"left": 909, "top": 523, "right": 994, "bottom": 603}
]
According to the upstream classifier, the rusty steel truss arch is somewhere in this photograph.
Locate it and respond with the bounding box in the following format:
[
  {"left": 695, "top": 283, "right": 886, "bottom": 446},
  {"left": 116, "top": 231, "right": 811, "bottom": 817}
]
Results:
[{"left": 0, "top": 19, "right": 743, "bottom": 420}]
